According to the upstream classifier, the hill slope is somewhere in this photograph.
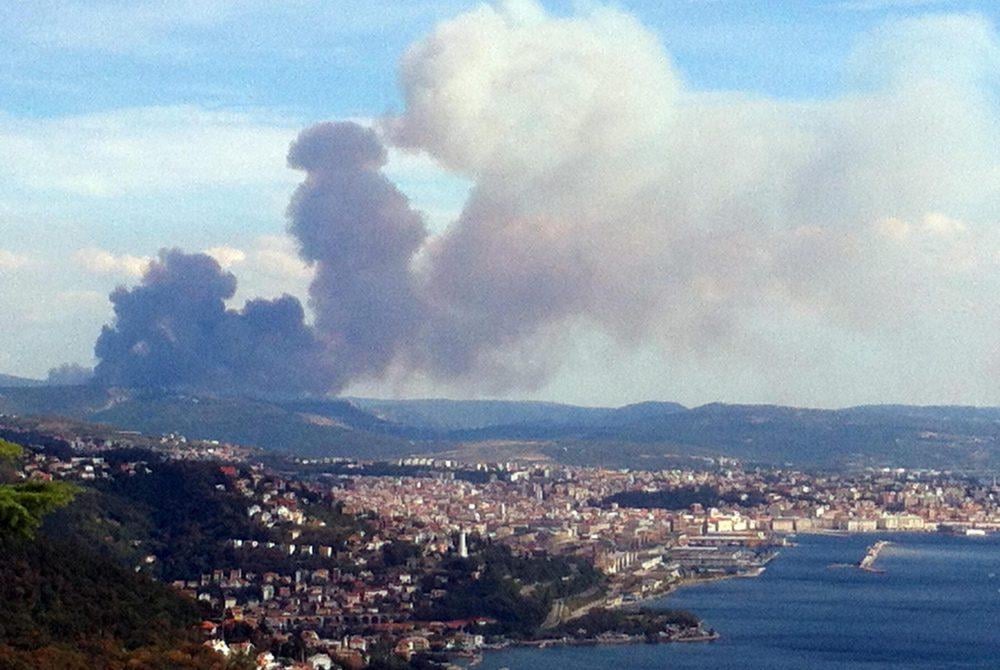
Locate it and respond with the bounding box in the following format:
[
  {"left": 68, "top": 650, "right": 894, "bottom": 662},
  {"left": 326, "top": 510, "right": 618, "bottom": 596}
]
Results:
[
  {"left": 1, "top": 386, "right": 998, "bottom": 468},
  {"left": 0, "top": 387, "right": 415, "bottom": 459},
  {"left": 0, "top": 373, "right": 44, "bottom": 388}
]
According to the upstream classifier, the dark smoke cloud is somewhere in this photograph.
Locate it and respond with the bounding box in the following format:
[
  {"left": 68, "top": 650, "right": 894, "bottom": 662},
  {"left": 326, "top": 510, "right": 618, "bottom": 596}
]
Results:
[
  {"left": 286, "top": 122, "right": 427, "bottom": 381},
  {"left": 285, "top": 122, "right": 562, "bottom": 389},
  {"left": 93, "top": 123, "right": 428, "bottom": 396},
  {"left": 94, "top": 248, "right": 334, "bottom": 395}
]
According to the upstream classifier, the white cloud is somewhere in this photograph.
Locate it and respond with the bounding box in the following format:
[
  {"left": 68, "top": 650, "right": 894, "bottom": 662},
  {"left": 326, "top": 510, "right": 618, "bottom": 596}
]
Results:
[
  {"left": 204, "top": 245, "right": 247, "bottom": 269},
  {"left": 196, "top": 236, "right": 314, "bottom": 309},
  {"left": 0, "top": 249, "right": 32, "bottom": 270},
  {"left": 246, "top": 235, "right": 312, "bottom": 281},
  {"left": 72, "top": 237, "right": 313, "bottom": 289},
  {"left": 205, "top": 236, "right": 313, "bottom": 282},
  {"left": 73, "top": 247, "right": 151, "bottom": 277}
]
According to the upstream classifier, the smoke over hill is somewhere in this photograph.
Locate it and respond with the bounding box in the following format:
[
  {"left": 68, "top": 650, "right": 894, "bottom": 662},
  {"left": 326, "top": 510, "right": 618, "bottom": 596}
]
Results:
[{"left": 90, "top": 1, "right": 1000, "bottom": 398}]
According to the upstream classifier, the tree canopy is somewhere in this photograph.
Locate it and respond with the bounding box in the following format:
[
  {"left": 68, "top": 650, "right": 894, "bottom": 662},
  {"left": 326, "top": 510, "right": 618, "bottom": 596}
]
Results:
[{"left": 0, "top": 438, "right": 76, "bottom": 538}]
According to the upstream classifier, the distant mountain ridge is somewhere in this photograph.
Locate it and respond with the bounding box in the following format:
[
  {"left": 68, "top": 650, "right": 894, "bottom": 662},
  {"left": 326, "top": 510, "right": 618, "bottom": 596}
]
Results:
[
  {"left": 0, "top": 373, "right": 44, "bottom": 388},
  {"left": 0, "top": 380, "right": 998, "bottom": 469},
  {"left": 347, "top": 397, "right": 687, "bottom": 431}
]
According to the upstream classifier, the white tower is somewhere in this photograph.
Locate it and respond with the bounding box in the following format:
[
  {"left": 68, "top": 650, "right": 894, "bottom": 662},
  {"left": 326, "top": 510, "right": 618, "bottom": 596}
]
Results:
[{"left": 458, "top": 529, "right": 468, "bottom": 558}]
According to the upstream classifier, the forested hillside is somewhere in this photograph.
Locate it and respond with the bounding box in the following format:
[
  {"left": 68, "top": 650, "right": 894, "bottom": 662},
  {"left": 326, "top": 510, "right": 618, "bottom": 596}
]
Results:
[{"left": 0, "top": 438, "right": 250, "bottom": 669}]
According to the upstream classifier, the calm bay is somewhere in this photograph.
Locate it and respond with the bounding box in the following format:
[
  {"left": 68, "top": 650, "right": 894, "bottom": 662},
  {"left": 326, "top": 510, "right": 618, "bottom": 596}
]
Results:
[{"left": 479, "top": 533, "right": 1000, "bottom": 669}]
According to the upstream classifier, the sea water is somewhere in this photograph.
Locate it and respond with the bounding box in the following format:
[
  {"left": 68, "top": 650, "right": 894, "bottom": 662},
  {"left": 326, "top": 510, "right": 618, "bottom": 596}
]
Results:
[{"left": 478, "top": 533, "right": 1000, "bottom": 669}]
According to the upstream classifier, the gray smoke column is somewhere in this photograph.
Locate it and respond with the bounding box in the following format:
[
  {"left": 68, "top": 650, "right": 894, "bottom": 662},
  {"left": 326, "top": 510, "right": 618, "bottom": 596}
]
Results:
[
  {"left": 286, "top": 122, "right": 427, "bottom": 381},
  {"left": 93, "top": 248, "right": 334, "bottom": 395},
  {"left": 91, "top": 123, "right": 427, "bottom": 396}
]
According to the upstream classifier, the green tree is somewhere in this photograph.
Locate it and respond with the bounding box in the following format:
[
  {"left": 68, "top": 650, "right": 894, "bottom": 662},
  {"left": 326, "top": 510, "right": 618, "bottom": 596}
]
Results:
[
  {"left": 0, "top": 438, "right": 76, "bottom": 538},
  {"left": 0, "top": 438, "right": 22, "bottom": 461}
]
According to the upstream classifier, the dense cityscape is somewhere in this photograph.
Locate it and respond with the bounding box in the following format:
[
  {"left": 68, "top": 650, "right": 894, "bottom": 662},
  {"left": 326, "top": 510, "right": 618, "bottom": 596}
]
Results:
[{"left": 3, "top": 415, "right": 997, "bottom": 669}]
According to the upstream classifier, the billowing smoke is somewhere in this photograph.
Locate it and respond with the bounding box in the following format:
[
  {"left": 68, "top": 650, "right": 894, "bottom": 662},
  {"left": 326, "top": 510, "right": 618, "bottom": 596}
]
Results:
[
  {"left": 93, "top": 121, "right": 432, "bottom": 396},
  {"left": 286, "top": 122, "right": 427, "bottom": 382},
  {"left": 380, "top": 1, "right": 1000, "bottom": 395},
  {"left": 93, "top": 1, "right": 1000, "bottom": 401},
  {"left": 94, "top": 249, "right": 334, "bottom": 395}
]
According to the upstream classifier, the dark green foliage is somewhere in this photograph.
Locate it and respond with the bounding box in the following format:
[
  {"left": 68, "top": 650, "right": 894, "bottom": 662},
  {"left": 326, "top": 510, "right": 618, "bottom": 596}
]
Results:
[
  {"left": 603, "top": 485, "right": 767, "bottom": 511},
  {"left": 0, "top": 439, "right": 21, "bottom": 462},
  {"left": 41, "top": 487, "right": 156, "bottom": 567},
  {"left": 417, "top": 542, "right": 602, "bottom": 636},
  {"left": 0, "top": 481, "right": 78, "bottom": 539},
  {"left": 296, "top": 500, "right": 362, "bottom": 548},
  {"left": 92, "top": 461, "right": 267, "bottom": 580},
  {"left": 381, "top": 540, "right": 421, "bottom": 567},
  {"left": 0, "top": 639, "right": 256, "bottom": 669},
  {"left": 0, "top": 457, "right": 259, "bottom": 668},
  {"left": 366, "top": 638, "right": 413, "bottom": 670},
  {"left": 42, "top": 460, "right": 269, "bottom": 580},
  {"left": 0, "top": 535, "right": 200, "bottom": 651},
  {"left": 0, "top": 438, "right": 77, "bottom": 538},
  {"left": 46, "top": 459, "right": 367, "bottom": 580},
  {"left": 555, "top": 607, "right": 700, "bottom": 638},
  {"left": 0, "top": 429, "right": 74, "bottom": 460}
]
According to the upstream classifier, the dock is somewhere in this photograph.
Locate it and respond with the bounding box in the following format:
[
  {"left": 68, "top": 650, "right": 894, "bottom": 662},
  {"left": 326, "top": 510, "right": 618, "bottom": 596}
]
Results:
[{"left": 858, "top": 540, "right": 890, "bottom": 572}]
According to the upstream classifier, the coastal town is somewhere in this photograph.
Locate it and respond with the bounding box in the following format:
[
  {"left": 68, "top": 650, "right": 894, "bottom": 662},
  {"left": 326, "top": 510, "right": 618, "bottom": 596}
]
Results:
[{"left": 3, "top": 416, "right": 999, "bottom": 669}]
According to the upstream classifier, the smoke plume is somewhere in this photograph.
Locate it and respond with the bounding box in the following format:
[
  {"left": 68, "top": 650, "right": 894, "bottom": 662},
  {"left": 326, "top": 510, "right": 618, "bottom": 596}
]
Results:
[
  {"left": 93, "top": 1, "right": 1000, "bottom": 401},
  {"left": 94, "top": 249, "right": 333, "bottom": 395},
  {"left": 286, "top": 122, "right": 428, "bottom": 382}
]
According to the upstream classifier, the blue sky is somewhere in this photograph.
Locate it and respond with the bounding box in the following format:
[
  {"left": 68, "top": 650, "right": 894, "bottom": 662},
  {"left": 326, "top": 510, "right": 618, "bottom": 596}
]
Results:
[
  {"left": 1, "top": 0, "right": 998, "bottom": 406},
  {"left": 6, "top": 1, "right": 996, "bottom": 118}
]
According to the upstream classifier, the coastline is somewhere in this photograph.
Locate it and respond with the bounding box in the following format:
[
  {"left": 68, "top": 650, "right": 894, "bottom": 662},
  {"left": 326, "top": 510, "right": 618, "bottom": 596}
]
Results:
[
  {"left": 620, "top": 572, "right": 746, "bottom": 612},
  {"left": 472, "top": 575, "right": 732, "bottom": 659},
  {"left": 484, "top": 628, "right": 720, "bottom": 652},
  {"left": 474, "top": 572, "right": 744, "bottom": 659},
  {"left": 473, "top": 531, "right": 999, "bottom": 667},
  {"left": 467, "top": 533, "right": 1000, "bottom": 670}
]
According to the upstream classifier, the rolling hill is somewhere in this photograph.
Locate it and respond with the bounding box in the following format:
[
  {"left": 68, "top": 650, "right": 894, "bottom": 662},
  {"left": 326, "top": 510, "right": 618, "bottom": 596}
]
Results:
[
  {"left": 349, "top": 397, "right": 685, "bottom": 431},
  {"left": 1, "top": 381, "right": 998, "bottom": 469},
  {"left": 0, "top": 386, "right": 415, "bottom": 459},
  {"left": 0, "top": 373, "right": 44, "bottom": 388}
]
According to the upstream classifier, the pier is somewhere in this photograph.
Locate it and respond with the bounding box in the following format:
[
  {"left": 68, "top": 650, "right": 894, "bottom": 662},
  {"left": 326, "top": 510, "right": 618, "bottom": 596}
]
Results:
[{"left": 859, "top": 540, "right": 890, "bottom": 572}]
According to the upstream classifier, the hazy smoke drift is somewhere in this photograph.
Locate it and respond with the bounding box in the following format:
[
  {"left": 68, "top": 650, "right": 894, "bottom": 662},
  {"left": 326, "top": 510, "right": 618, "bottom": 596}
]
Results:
[
  {"left": 95, "top": 1, "right": 1000, "bottom": 398},
  {"left": 385, "top": 1, "right": 1000, "bottom": 394}
]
